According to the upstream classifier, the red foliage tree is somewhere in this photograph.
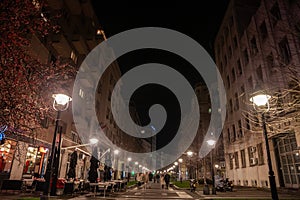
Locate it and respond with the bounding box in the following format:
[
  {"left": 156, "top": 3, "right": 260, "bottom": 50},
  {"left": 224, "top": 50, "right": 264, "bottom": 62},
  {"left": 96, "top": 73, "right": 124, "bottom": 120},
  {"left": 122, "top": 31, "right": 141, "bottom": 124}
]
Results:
[{"left": 0, "top": 0, "right": 76, "bottom": 135}]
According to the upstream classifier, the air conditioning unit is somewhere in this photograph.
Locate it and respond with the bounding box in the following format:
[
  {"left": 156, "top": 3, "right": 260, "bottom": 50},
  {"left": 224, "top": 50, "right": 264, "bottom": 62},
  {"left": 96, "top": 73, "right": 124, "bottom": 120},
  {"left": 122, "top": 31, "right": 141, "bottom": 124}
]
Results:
[
  {"left": 250, "top": 158, "right": 258, "bottom": 165},
  {"left": 250, "top": 146, "right": 256, "bottom": 153}
]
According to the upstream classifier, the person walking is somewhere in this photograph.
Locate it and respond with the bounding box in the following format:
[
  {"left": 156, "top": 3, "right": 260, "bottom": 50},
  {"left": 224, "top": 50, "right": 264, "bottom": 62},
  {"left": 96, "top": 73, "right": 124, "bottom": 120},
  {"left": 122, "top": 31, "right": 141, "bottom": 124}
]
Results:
[
  {"left": 144, "top": 172, "right": 149, "bottom": 189},
  {"left": 148, "top": 172, "right": 153, "bottom": 188},
  {"left": 164, "top": 173, "right": 171, "bottom": 189},
  {"left": 160, "top": 174, "right": 165, "bottom": 189}
]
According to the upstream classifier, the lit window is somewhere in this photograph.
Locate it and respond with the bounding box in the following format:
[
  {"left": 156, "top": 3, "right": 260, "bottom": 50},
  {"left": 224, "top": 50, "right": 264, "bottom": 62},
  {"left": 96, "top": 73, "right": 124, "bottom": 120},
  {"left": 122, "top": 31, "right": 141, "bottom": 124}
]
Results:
[
  {"left": 70, "top": 51, "right": 77, "bottom": 64},
  {"left": 79, "top": 89, "right": 84, "bottom": 98}
]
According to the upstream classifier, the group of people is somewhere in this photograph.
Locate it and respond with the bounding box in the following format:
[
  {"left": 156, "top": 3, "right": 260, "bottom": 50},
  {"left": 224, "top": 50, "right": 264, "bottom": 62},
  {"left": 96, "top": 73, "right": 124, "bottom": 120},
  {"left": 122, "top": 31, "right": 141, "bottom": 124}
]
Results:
[{"left": 136, "top": 172, "right": 171, "bottom": 189}]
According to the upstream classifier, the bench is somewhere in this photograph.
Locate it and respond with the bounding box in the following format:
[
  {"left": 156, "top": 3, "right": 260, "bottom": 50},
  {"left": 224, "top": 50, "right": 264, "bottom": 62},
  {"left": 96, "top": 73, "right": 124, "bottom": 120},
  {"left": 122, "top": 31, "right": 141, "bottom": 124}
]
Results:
[{"left": 0, "top": 179, "right": 24, "bottom": 193}]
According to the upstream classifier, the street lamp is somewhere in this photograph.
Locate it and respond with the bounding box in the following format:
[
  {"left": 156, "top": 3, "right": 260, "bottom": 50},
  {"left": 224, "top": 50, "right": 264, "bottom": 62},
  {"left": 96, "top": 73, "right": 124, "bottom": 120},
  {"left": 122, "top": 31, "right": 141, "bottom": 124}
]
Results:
[
  {"left": 250, "top": 93, "right": 278, "bottom": 200},
  {"left": 207, "top": 139, "right": 216, "bottom": 195},
  {"left": 45, "top": 93, "right": 71, "bottom": 196},
  {"left": 178, "top": 158, "right": 183, "bottom": 181},
  {"left": 187, "top": 151, "right": 193, "bottom": 179}
]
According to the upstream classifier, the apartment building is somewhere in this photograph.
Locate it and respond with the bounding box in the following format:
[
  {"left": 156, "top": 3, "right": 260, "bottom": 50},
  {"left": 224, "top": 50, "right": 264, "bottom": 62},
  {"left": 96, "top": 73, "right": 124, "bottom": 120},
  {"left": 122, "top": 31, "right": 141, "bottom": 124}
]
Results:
[{"left": 214, "top": 0, "right": 300, "bottom": 188}]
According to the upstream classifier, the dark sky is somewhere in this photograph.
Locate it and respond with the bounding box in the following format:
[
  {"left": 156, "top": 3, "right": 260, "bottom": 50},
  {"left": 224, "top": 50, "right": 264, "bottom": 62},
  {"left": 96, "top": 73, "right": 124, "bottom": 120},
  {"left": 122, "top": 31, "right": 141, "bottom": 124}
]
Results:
[{"left": 91, "top": 1, "right": 229, "bottom": 150}]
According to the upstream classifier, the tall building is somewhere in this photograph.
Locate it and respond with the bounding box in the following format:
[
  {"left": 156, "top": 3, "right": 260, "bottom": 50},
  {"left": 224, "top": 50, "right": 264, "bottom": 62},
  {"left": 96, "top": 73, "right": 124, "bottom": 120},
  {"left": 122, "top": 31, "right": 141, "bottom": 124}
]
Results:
[
  {"left": 0, "top": 0, "right": 147, "bottom": 183},
  {"left": 215, "top": 0, "right": 300, "bottom": 188}
]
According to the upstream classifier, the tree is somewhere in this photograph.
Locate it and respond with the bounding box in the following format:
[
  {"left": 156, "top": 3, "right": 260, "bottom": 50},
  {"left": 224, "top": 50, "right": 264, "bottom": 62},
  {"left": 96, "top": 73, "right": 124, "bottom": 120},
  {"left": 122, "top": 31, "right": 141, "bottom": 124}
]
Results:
[{"left": 0, "top": 0, "right": 76, "bottom": 138}]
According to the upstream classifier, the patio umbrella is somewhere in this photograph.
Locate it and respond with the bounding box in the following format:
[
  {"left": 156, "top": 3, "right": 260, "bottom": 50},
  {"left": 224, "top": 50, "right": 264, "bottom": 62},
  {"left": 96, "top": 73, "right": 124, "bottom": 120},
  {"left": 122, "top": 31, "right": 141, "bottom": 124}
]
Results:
[
  {"left": 67, "top": 150, "right": 77, "bottom": 179},
  {"left": 88, "top": 155, "right": 99, "bottom": 183}
]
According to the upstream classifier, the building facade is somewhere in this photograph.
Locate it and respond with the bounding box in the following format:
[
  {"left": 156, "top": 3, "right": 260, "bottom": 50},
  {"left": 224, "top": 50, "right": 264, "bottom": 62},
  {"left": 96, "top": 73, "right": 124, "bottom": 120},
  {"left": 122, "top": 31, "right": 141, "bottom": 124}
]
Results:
[{"left": 214, "top": 0, "right": 300, "bottom": 188}]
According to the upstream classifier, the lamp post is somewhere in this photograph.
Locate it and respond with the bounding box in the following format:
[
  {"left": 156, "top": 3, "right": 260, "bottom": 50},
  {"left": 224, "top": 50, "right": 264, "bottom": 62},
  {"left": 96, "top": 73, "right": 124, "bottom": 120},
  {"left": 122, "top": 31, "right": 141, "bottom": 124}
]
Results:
[
  {"left": 250, "top": 93, "right": 278, "bottom": 200},
  {"left": 44, "top": 94, "right": 71, "bottom": 197},
  {"left": 178, "top": 158, "right": 183, "bottom": 181},
  {"left": 207, "top": 139, "right": 216, "bottom": 195},
  {"left": 187, "top": 151, "right": 193, "bottom": 179}
]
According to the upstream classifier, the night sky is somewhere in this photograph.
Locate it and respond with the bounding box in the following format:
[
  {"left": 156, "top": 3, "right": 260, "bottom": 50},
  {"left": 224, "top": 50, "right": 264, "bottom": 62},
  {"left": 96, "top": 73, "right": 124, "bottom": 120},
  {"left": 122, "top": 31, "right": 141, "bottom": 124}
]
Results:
[{"left": 91, "top": 1, "right": 229, "bottom": 149}]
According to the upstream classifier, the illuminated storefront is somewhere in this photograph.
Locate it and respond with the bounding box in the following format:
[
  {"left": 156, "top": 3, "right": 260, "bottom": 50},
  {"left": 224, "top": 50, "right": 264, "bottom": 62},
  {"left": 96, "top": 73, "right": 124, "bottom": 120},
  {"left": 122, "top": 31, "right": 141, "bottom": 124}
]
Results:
[
  {"left": 23, "top": 146, "right": 48, "bottom": 177},
  {"left": 0, "top": 139, "right": 17, "bottom": 173}
]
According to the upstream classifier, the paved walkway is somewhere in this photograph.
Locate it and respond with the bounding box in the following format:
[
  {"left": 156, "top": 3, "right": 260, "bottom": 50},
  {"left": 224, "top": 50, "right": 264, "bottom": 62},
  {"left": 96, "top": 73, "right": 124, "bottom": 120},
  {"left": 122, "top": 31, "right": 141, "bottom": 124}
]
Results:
[{"left": 1, "top": 183, "right": 300, "bottom": 199}]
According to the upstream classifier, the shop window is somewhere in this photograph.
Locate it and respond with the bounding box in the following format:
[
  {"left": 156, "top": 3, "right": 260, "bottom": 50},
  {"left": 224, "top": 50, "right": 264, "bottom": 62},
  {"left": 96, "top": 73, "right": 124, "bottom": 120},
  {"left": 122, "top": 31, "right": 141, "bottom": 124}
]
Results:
[
  {"left": 23, "top": 146, "right": 48, "bottom": 176},
  {"left": 0, "top": 140, "right": 17, "bottom": 173}
]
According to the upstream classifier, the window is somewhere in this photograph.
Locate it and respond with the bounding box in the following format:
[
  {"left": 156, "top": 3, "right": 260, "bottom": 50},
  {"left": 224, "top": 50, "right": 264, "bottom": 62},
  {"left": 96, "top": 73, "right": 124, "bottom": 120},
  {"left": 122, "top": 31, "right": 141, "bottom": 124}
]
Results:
[
  {"left": 229, "top": 16, "right": 234, "bottom": 27},
  {"left": 227, "top": 128, "right": 231, "bottom": 143},
  {"left": 248, "top": 146, "right": 258, "bottom": 166},
  {"left": 229, "top": 99, "right": 233, "bottom": 113},
  {"left": 250, "top": 37, "right": 258, "bottom": 55},
  {"left": 266, "top": 53, "right": 275, "bottom": 69},
  {"left": 237, "top": 59, "right": 243, "bottom": 75},
  {"left": 245, "top": 114, "right": 251, "bottom": 130},
  {"left": 257, "top": 143, "right": 264, "bottom": 165},
  {"left": 70, "top": 51, "right": 78, "bottom": 64},
  {"left": 229, "top": 154, "right": 234, "bottom": 169},
  {"left": 227, "top": 75, "right": 230, "bottom": 88},
  {"left": 234, "top": 93, "right": 239, "bottom": 110},
  {"left": 241, "top": 85, "right": 245, "bottom": 96},
  {"left": 23, "top": 147, "right": 38, "bottom": 174},
  {"left": 219, "top": 62, "right": 223, "bottom": 73},
  {"left": 260, "top": 21, "right": 268, "bottom": 40},
  {"left": 270, "top": 2, "right": 281, "bottom": 26},
  {"left": 256, "top": 65, "right": 263, "bottom": 81},
  {"left": 79, "top": 88, "right": 84, "bottom": 98},
  {"left": 229, "top": 46, "right": 232, "bottom": 58},
  {"left": 234, "top": 152, "right": 239, "bottom": 168},
  {"left": 241, "top": 149, "right": 246, "bottom": 168},
  {"left": 232, "top": 124, "right": 236, "bottom": 141},
  {"left": 40, "top": 117, "right": 49, "bottom": 128},
  {"left": 0, "top": 140, "right": 17, "bottom": 173},
  {"left": 231, "top": 68, "right": 236, "bottom": 82},
  {"left": 233, "top": 36, "right": 238, "bottom": 48},
  {"left": 243, "top": 49, "right": 249, "bottom": 64},
  {"left": 248, "top": 76, "right": 253, "bottom": 89},
  {"left": 279, "top": 37, "right": 291, "bottom": 64},
  {"left": 224, "top": 54, "right": 227, "bottom": 65},
  {"left": 97, "top": 82, "right": 102, "bottom": 94},
  {"left": 238, "top": 120, "right": 243, "bottom": 137}
]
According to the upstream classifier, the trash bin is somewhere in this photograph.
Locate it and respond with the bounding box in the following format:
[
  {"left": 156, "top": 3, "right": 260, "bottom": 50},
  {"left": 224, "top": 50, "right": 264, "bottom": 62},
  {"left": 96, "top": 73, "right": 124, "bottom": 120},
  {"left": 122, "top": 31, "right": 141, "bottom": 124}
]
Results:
[{"left": 203, "top": 184, "right": 210, "bottom": 195}]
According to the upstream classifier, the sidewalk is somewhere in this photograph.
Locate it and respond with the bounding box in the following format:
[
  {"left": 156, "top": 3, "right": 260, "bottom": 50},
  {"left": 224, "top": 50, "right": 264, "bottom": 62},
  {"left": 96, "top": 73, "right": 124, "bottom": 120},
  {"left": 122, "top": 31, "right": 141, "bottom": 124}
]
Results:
[{"left": 194, "top": 186, "right": 300, "bottom": 199}]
